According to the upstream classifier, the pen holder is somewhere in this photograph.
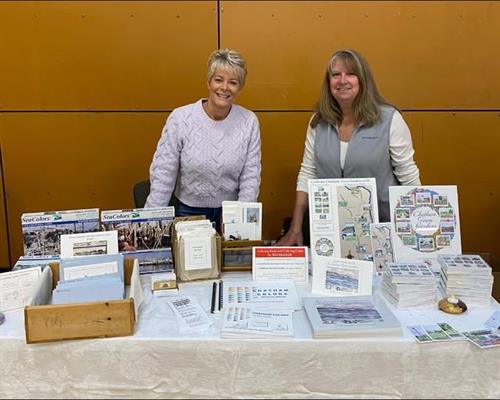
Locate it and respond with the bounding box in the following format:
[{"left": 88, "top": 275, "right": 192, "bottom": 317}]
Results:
[{"left": 221, "top": 240, "right": 263, "bottom": 272}]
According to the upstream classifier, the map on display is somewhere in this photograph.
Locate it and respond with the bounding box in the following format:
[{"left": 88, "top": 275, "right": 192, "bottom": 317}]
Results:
[
  {"left": 370, "top": 222, "right": 395, "bottom": 274},
  {"left": 308, "top": 178, "right": 379, "bottom": 266},
  {"left": 389, "top": 186, "right": 461, "bottom": 263}
]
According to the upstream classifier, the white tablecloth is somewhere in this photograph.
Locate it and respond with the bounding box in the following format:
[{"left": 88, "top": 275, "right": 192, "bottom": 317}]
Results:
[{"left": 1, "top": 272, "right": 499, "bottom": 399}]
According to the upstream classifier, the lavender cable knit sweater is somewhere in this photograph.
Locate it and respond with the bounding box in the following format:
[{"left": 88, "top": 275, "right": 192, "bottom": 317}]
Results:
[{"left": 145, "top": 99, "right": 261, "bottom": 209}]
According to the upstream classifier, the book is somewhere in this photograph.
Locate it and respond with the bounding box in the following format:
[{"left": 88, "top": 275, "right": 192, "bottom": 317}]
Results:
[
  {"left": 21, "top": 208, "right": 99, "bottom": 257},
  {"left": 101, "top": 207, "right": 175, "bottom": 252},
  {"left": 438, "top": 254, "right": 494, "bottom": 304},
  {"left": 221, "top": 306, "right": 294, "bottom": 339},
  {"left": 308, "top": 178, "right": 379, "bottom": 265},
  {"left": 381, "top": 263, "right": 437, "bottom": 308},
  {"left": 389, "top": 186, "right": 461, "bottom": 263},
  {"left": 303, "top": 295, "right": 401, "bottom": 338}
]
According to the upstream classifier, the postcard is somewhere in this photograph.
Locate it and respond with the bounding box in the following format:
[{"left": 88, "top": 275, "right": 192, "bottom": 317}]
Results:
[
  {"left": 407, "top": 325, "right": 433, "bottom": 343},
  {"left": 252, "top": 246, "right": 308, "bottom": 284},
  {"left": 0, "top": 267, "right": 42, "bottom": 312},
  {"left": 422, "top": 324, "right": 450, "bottom": 341},
  {"left": 224, "top": 223, "right": 257, "bottom": 241},
  {"left": 222, "top": 201, "right": 262, "bottom": 240},
  {"left": 312, "top": 256, "right": 373, "bottom": 296},
  {"left": 60, "top": 230, "right": 118, "bottom": 258},
  {"left": 462, "top": 329, "right": 500, "bottom": 349}
]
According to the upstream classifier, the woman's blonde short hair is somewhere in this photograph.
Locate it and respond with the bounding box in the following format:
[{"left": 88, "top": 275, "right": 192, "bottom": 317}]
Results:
[{"left": 207, "top": 48, "right": 247, "bottom": 86}]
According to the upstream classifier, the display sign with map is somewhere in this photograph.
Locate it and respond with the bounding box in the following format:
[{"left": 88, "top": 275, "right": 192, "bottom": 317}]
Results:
[
  {"left": 308, "top": 178, "right": 379, "bottom": 271},
  {"left": 389, "top": 185, "right": 461, "bottom": 262}
]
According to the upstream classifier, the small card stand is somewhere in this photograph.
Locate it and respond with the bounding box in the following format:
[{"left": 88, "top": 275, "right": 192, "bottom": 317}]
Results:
[{"left": 222, "top": 240, "right": 263, "bottom": 272}]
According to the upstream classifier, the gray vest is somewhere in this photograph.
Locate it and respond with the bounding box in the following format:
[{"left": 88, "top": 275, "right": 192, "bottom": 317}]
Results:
[{"left": 314, "top": 105, "right": 400, "bottom": 222}]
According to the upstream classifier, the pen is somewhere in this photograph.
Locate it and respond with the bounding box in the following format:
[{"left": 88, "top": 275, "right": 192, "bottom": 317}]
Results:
[
  {"left": 218, "top": 280, "right": 224, "bottom": 312},
  {"left": 210, "top": 281, "right": 217, "bottom": 314}
]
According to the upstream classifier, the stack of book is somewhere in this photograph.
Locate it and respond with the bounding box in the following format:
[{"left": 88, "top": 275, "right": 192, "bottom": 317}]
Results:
[
  {"left": 303, "top": 295, "right": 401, "bottom": 338},
  {"left": 438, "top": 254, "right": 494, "bottom": 306},
  {"left": 381, "top": 263, "right": 437, "bottom": 308}
]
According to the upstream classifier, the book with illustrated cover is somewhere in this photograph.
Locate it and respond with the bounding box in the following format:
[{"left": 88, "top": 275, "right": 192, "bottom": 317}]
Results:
[
  {"left": 389, "top": 186, "right": 461, "bottom": 263},
  {"left": 303, "top": 295, "right": 401, "bottom": 338},
  {"left": 101, "top": 207, "right": 175, "bottom": 252},
  {"left": 308, "top": 178, "right": 379, "bottom": 265},
  {"left": 22, "top": 208, "right": 100, "bottom": 257}
]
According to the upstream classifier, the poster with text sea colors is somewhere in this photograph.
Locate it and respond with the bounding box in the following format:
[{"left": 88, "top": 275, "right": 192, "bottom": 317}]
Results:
[{"left": 389, "top": 186, "right": 461, "bottom": 262}]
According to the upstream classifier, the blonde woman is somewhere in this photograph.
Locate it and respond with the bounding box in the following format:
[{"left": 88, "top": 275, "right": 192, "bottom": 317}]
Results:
[
  {"left": 145, "top": 49, "right": 261, "bottom": 231},
  {"left": 279, "top": 49, "right": 420, "bottom": 246}
]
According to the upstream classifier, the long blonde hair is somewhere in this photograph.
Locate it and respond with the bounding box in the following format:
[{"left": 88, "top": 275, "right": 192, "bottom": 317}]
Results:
[{"left": 311, "top": 49, "right": 391, "bottom": 128}]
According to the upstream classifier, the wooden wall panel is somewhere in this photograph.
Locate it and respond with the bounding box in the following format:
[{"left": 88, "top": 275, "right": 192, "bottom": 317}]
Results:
[
  {"left": 221, "top": 1, "right": 500, "bottom": 110},
  {"left": 0, "top": 148, "right": 11, "bottom": 268},
  {"left": 258, "top": 112, "right": 500, "bottom": 268},
  {"left": 0, "top": 112, "right": 168, "bottom": 262},
  {"left": 0, "top": 1, "right": 217, "bottom": 110}
]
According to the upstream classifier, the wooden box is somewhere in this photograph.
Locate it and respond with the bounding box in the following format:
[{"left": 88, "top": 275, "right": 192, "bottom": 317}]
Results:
[
  {"left": 24, "top": 258, "right": 140, "bottom": 344},
  {"left": 222, "top": 240, "right": 263, "bottom": 272}
]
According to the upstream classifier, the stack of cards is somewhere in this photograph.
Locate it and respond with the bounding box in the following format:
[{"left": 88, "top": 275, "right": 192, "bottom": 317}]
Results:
[
  {"left": 438, "top": 255, "right": 494, "bottom": 306},
  {"left": 52, "top": 254, "right": 125, "bottom": 305},
  {"left": 407, "top": 322, "right": 466, "bottom": 343},
  {"left": 381, "top": 263, "right": 437, "bottom": 308}
]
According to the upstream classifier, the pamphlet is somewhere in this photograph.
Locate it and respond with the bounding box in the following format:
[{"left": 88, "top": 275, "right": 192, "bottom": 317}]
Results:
[{"left": 167, "top": 296, "right": 212, "bottom": 333}]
